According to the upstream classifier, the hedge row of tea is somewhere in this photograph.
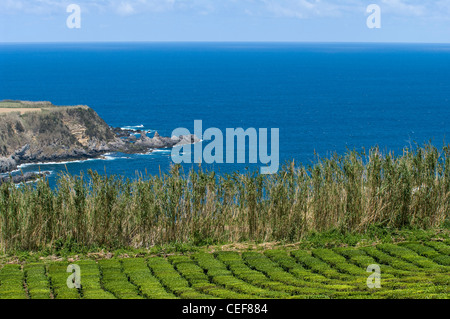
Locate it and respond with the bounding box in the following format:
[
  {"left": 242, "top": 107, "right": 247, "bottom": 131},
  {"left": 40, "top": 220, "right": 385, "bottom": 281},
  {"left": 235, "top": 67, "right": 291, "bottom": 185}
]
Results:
[
  {"left": 0, "top": 241, "right": 448, "bottom": 299},
  {"left": 1, "top": 143, "right": 449, "bottom": 252}
]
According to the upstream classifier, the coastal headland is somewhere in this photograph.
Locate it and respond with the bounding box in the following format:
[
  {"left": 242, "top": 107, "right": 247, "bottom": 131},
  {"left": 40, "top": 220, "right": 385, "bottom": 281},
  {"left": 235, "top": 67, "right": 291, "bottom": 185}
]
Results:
[{"left": 0, "top": 100, "right": 198, "bottom": 182}]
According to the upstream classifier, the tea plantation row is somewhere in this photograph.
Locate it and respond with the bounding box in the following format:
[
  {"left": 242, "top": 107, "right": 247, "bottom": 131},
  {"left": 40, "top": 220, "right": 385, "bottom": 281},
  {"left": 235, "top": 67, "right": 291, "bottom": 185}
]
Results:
[{"left": 0, "top": 241, "right": 448, "bottom": 299}]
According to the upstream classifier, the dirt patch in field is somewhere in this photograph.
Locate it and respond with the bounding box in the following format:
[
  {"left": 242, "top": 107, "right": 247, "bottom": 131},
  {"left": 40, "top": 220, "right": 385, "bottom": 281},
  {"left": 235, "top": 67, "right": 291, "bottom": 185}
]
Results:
[{"left": 0, "top": 108, "right": 42, "bottom": 114}]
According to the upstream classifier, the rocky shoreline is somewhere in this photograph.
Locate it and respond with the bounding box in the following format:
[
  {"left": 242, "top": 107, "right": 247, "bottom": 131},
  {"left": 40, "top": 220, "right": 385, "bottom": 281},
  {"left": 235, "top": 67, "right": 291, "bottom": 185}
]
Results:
[
  {"left": 0, "top": 101, "right": 200, "bottom": 179},
  {"left": 0, "top": 127, "right": 199, "bottom": 177}
]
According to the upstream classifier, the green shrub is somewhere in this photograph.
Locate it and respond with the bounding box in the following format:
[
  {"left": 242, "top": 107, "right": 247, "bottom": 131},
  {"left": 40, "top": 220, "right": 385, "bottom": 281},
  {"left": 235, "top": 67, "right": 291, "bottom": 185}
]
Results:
[
  {"left": 290, "top": 250, "right": 350, "bottom": 281},
  {"left": 312, "top": 249, "right": 367, "bottom": 278},
  {"left": 147, "top": 256, "right": 213, "bottom": 299},
  {"left": 0, "top": 264, "right": 27, "bottom": 299},
  {"left": 400, "top": 243, "right": 450, "bottom": 266},
  {"left": 333, "top": 247, "right": 408, "bottom": 278},
  {"left": 47, "top": 262, "right": 80, "bottom": 299},
  {"left": 169, "top": 254, "right": 254, "bottom": 299},
  {"left": 192, "top": 252, "right": 282, "bottom": 298},
  {"left": 377, "top": 244, "right": 446, "bottom": 271},
  {"left": 98, "top": 259, "right": 142, "bottom": 299},
  {"left": 215, "top": 251, "right": 296, "bottom": 296},
  {"left": 360, "top": 246, "right": 420, "bottom": 272},
  {"left": 243, "top": 251, "right": 340, "bottom": 295},
  {"left": 122, "top": 258, "right": 175, "bottom": 299},
  {"left": 264, "top": 249, "right": 337, "bottom": 284},
  {"left": 425, "top": 241, "right": 450, "bottom": 256},
  {"left": 24, "top": 263, "right": 51, "bottom": 299},
  {"left": 76, "top": 260, "right": 115, "bottom": 299}
]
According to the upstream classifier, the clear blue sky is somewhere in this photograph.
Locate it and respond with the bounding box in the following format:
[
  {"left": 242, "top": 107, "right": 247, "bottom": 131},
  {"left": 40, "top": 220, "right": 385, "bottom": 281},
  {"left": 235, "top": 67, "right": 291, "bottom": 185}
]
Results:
[{"left": 0, "top": 0, "right": 449, "bottom": 43}]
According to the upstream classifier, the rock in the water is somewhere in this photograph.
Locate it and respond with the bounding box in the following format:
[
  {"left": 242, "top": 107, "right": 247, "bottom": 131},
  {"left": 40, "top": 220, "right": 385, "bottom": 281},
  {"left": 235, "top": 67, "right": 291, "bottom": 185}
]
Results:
[
  {"left": 133, "top": 131, "right": 200, "bottom": 149},
  {"left": 0, "top": 171, "right": 50, "bottom": 185}
]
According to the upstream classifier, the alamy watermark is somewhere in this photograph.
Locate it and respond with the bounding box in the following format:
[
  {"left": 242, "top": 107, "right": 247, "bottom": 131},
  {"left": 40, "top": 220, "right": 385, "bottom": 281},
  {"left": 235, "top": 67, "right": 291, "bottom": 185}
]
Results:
[
  {"left": 367, "top": 4, "right": 381, "bottom": 29},
  {"left": 66, "top": 4, "right": 81, "bottom": 29},
  {"left": 65, "top": 3, "right": 381, "bottom": 30},
  {"left": 65, "top": 3, "right": 380, "bottom": 31},
  {"left": 171, "top": 120, "right": 279, "bottom": 174},
  {"left": 67, "top": 264, "right": 81, "bottom": 289},
  {"left": 366, "top": 264, "right": 381, "bottom": 288}
]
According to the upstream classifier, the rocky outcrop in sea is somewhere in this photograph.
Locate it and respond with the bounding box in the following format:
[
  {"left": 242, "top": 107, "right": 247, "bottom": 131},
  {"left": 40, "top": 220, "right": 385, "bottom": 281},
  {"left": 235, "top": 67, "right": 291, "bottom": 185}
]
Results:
[
  {"left": 0, "top": 171, "right": 50, "bottom": 185},
  {"left": 0, "top": 129, "right": 199, "bottom": 175}
]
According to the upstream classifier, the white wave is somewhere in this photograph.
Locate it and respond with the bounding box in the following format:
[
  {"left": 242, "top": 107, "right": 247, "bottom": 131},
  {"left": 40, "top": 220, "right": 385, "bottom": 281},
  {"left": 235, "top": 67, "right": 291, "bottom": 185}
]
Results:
[
  {"left": 16, "top": 154, "right": 120, "bottom": 169},
  {"left": 151, "top": 149, "right": 172, "bottom": 153},
  {"left": 120, "top": 125, "right": 146, "bottom": 131},
  {"left": 1, "top": 168, "right": 21, "bottom": 175},
  {"left": 102, "top": 155, "right": 130, "bottom": 160},
  {"left": 18, "top": 158, "right": 96, "bottom": 168}
]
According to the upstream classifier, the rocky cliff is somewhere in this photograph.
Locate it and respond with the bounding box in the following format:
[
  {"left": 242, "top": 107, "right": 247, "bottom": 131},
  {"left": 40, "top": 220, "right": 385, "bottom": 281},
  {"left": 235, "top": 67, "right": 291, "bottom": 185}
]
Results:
[{"left": 0, "top": 100, "right": 198, "bottom": 174}]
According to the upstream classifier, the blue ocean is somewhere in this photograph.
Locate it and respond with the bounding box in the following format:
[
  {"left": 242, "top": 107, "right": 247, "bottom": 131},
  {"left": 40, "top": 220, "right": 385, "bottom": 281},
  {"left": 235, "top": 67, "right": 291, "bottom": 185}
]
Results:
[{"left": 1, "top": 42, "right": 450, "bottom": 185}]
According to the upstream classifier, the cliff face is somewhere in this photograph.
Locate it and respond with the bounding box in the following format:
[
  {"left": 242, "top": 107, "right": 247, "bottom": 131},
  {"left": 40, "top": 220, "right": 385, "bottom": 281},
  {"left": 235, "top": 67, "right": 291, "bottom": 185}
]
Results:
[
  {"left": 0, "top": 100, "right": 199, "bottom": 175},
  {"left": 0, "top": 101, "right": 116, "bottom": 173}
]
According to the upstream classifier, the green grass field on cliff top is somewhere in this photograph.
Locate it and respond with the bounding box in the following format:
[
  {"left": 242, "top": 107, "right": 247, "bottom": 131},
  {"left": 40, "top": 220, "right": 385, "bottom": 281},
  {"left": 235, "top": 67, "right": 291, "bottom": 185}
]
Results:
[{"left": 0, "top": 240, "right": 449, "bottom": 299}]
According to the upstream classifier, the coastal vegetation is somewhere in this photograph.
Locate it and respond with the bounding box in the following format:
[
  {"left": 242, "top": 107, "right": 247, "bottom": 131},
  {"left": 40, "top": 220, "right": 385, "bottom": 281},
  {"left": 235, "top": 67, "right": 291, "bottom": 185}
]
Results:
[{"left": 0, "top": 142, "right": 448, "bottom": 253}]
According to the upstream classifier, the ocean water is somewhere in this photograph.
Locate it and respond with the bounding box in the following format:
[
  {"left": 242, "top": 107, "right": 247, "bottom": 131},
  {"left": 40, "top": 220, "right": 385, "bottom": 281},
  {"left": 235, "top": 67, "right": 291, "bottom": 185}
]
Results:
[{"left": 1, "top": 42, "right": 450, "bottom": 186}]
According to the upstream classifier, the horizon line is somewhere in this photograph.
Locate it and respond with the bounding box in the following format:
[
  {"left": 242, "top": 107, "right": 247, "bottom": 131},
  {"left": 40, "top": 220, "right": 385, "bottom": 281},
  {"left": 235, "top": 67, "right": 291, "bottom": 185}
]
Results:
[{"left": 1, "top": 40, "right": 450, "bottom": 45}]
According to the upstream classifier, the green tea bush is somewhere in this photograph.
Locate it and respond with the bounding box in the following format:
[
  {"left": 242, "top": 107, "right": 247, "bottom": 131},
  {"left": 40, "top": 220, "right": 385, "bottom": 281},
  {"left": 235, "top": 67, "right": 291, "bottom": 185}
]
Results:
[
  {"left": 242, "top": 251, "right": 335, "bottom": 295},
  {"left": 215, "top": 251, "right": 296, "bottom": 295},
  {"left": 147, "top": 256, "right": 212, "bottom": 299},
  {"left": 290, "top": 250, "right": 348, "bottom": 280},
  {"left": 76, "top": 260, "right": 115, "bottom": 299},
  {"left": 24, "top": 263, "right": 51, "bottom": 299},
  {"left": 47, "top": 262, "right": 80, "bottom": 299},
  {"left": 377, "top": 244, "right": 446, "bottom": 271},
  {"left": 98, "top": 259, "right": 142, "bottom": 299},
  {"left": 0, "top": 242, "right": 448, "bottom": 300},
  {"left": 168, "top": 255, "right": 252, "bottom": 299},
  {"left": 192, "top": 252, "right": 282, "bottom": 298},
  {"left": 425, "top": 241, "right": 450, "bottom": 256},
  {"left": 264, "top": 250, "right": 335, "bottom": 284},
  {"left": 312, "top": 249, "right": 367, "bottom": 278},
  {"left": 373, "top": 285, "right": 447, "bottom": 299},
  {"left": 122, "top": 258, "right": 175, "bottom": 299},
  {"left": 400, "top": 243, "right": 450, "bottom": 266},
  {"left": 0, "top": 264, "right": 27, "bottom": 299},
  {"left": 333, "top": 247, "right": 407, "bottom": 278},
  {"left": 360, "top": 246, "right": 420, "bottom": 272}
]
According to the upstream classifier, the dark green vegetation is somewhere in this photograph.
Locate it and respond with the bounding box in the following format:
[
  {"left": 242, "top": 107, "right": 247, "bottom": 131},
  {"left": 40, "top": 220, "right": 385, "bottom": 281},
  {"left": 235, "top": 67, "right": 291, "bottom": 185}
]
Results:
[
  {"left": 0, "top": 241, "right": 448, "bottom": 299},
  {"left": 0, "top": 143, "right": 449, "bottom": 252}
]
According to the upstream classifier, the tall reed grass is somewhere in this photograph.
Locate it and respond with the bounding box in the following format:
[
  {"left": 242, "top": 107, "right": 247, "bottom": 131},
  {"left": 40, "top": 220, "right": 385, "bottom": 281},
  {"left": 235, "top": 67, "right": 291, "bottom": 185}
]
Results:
[{"left": 0, "top": 143, "right": 449, "bottom": 252}]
